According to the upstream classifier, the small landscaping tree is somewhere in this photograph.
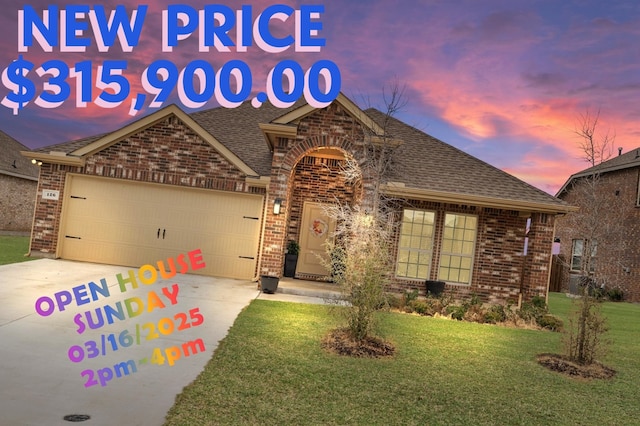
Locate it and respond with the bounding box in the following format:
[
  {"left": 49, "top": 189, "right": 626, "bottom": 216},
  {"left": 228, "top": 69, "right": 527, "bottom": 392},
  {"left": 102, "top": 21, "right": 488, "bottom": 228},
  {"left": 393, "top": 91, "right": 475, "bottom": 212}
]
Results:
[
  {"left": 556, "top": 109, "right": 621, "bottom": 368},
  {"left": 324, "top": 205, "right": 391, "bottom": 341},
  {"left": 322, "top": 82, "right": 406, "bottom": 353},
  {"left": 563, "top": 289, "right": 609, "bottom": 365},
  {"left": 564, "top": 111, "right": 625, "bottom": 365}
]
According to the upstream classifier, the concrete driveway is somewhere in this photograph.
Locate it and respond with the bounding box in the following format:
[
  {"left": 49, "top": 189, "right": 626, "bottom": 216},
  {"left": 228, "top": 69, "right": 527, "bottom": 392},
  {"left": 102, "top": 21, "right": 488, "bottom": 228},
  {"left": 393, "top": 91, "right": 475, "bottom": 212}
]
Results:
[{"left": 0, "top": 258, "right": 261, "bottom": 426}]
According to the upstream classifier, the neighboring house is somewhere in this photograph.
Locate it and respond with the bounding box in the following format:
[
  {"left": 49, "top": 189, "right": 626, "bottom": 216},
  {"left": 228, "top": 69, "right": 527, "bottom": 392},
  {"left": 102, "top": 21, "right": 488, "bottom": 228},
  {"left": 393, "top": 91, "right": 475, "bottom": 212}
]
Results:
[
  {"left": 0, "top": 131, "right": 39, "bottom": 232},
  {"left": 21, "top": 94, "right": 572, "bottom": 304},
  {"left": 555, "top": 148, "right": 640, "bottom": 302}
]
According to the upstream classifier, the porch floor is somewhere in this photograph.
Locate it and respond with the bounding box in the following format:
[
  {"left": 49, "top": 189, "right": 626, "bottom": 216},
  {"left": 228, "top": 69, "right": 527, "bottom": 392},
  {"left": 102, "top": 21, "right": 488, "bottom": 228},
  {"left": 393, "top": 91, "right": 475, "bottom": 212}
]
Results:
[
  {"left": 256, "top": 277, "right": 342, "bottom": 304},
  {"left": 278, "top": 277, "right": 342, "bottom": 299}
]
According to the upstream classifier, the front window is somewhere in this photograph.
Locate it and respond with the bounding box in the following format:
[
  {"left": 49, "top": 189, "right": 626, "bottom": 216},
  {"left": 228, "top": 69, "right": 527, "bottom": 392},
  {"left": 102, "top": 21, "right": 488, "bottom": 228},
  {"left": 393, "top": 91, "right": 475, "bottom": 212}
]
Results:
[
  {"left": 396, "top": 209, "right": 435, "bottom": 279},
  {"left": 438, "top": 213, "right": 477, "bottom": 284}
]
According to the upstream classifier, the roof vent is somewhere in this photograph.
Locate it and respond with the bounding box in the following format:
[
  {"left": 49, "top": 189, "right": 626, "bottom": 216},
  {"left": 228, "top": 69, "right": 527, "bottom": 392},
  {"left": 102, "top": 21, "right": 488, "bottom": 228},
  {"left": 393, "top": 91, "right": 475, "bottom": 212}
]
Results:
[{"left": 618, "top": 147, "right": 622, "bottom": 156}]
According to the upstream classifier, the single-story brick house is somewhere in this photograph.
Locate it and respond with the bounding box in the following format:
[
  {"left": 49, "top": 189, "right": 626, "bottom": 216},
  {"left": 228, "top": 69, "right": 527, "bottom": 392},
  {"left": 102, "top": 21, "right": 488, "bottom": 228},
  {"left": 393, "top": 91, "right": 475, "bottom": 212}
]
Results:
[
  {"left": 0, "top": 131, "right": 39, "bottom": 232},
  {"left": 22, "top": 94, "right": 572, "bottom": 304}
]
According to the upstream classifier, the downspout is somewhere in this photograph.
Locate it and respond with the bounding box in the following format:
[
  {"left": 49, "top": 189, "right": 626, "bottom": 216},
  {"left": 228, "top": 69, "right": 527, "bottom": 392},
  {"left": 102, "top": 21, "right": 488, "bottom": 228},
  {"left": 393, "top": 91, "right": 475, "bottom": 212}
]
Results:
[
  {"left": 518, "top": 251, "right": 527, "bottom": 309},
  {"left": 543, "top": 218, "right": 559, "bottom": 306},
  {"left": 518, "top": 216, "right": 531, "bottom": 309}
]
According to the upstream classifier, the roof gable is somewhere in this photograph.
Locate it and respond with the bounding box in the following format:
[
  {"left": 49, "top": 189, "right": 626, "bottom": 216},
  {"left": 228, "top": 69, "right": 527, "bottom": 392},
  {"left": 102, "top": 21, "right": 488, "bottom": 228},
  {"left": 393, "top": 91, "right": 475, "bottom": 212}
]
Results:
[
  {"left": 24, "top": 105, "right": 259, "bottom": 177},
  {"left": 556, "top": 147, "right": 640, "bottom": 196},
  {"left": 273, "top": 93, "right": 384, "bottom": 133},
  {"left": 72, "top": 105, "right": 259, "bottom": 177},
  {"left": 259, "top": 93, "right": 385, "bottom": 151},
  {"left": 0, "top": 130, "right": 38, "bottom": 180}
]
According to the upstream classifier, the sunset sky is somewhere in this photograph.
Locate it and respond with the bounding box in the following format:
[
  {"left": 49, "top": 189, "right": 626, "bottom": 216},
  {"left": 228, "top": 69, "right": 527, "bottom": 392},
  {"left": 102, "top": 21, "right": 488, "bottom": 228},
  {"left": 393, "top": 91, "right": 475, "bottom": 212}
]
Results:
[{"left": 1, "top": 0, "right": 638, "bottom": 195}]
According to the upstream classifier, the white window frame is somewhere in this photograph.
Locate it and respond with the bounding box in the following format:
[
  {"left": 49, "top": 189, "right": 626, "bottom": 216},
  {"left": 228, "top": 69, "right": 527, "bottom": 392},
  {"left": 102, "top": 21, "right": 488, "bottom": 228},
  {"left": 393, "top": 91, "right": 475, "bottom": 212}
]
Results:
[
  {"left": 396, "top": 209, "right": 436, "bottom": 279},
  {"left": 438, "top": 213, "right": 477, "bottom": 285}
]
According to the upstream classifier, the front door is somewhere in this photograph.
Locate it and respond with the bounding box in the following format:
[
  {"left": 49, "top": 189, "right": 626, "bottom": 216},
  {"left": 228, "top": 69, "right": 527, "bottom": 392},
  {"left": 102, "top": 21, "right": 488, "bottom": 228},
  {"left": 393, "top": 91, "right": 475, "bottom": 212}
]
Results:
[{"left": 297, "top": 202, "right": 336, "bottom": 277}]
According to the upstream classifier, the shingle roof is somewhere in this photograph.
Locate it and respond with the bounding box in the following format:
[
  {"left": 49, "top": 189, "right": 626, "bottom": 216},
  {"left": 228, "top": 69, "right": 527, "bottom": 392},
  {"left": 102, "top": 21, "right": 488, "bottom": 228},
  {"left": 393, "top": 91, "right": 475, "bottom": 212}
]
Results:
[
  {"left": 33, "top": 134, "right": 105, "bottom": 154},
  {"left": 556, "top": 147, "right": 640, "bottom": 196},
  {"left": 0, "top": 130, "right": 39, "bottom": 180},
  {"left": 28, "top": 97, "right": 569, "bottom": 211},
  {"left": 190, "top": 100, "right": 304, "bottom": 176},
  {"left": 363, "top": 109, "right": 568, "bottom": 210}
]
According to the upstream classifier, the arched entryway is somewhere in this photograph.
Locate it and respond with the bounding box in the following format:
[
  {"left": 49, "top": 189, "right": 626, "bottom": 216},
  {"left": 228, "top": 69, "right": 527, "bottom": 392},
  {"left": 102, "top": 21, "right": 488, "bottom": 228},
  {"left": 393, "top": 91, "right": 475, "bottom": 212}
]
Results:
[
  {"left": 285, "top": 147, "right": 360, "bottom": 279},
  {"left": 258, "top": 134, "right": 365, "bottom": 280}
]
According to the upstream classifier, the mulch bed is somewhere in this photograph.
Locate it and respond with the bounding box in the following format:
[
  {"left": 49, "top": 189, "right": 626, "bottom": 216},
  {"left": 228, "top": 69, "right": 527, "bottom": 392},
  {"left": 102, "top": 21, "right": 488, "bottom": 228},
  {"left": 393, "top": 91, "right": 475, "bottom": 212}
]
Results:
[
  {"left": 536, "top": 353, "right": 616, "bottom": 380},
  {"left": 322, "top": 328, "right": 395, "bottom": 358}
]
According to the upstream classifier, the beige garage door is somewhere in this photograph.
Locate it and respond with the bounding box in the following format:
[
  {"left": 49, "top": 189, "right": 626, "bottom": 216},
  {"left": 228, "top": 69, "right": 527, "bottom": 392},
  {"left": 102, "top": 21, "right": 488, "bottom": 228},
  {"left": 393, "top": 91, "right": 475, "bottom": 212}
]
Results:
[{"left": 58, "top": 174, "right": 263, "bottom": 279}]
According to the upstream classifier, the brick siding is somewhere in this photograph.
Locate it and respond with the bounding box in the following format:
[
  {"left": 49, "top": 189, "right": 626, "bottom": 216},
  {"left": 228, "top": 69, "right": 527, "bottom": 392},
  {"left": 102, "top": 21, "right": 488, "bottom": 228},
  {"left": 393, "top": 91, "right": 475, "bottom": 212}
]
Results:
[
  {"left": 386, "top": 202, "right": 550, "bottom": 304},
  {"left": 556, "top": 167, "right": 640, "bottom": 302},
  {"left": 0, "top": 174, "right": 37, "bottom": 232}
]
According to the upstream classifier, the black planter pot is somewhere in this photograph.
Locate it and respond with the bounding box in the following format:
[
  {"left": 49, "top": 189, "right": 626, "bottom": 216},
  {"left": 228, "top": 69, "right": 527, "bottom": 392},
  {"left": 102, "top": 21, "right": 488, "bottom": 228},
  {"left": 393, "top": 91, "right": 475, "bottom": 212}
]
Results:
[
  {"left": 261, "top": 275, "right": 280, "bottom": 294},
  {"left": 426, "top": 280, "right": 446, "bottom": 296},
  {"left": 283, "top": 254, "right": 298, "bottom": 277}
]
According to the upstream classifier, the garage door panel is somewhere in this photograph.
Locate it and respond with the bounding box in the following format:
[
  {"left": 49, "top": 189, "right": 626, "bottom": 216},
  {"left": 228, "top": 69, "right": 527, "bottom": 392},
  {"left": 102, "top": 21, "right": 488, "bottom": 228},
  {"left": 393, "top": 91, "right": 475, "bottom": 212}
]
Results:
[
  {"left": 59, "top": 175, "right": 263, "bottom": 279},
  {"left": 63, "top": 216, "right": 160, "bottom": 251}
]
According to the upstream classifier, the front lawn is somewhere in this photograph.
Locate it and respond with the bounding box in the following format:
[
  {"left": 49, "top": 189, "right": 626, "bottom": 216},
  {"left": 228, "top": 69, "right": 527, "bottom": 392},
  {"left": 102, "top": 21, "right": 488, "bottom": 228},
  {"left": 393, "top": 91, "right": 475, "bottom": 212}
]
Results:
[
  {"left": 0, "top": 236, "right": 34, "bottom": 265},
  {"left": 164, "top": 294, "right": 640, "bottom": 425}
]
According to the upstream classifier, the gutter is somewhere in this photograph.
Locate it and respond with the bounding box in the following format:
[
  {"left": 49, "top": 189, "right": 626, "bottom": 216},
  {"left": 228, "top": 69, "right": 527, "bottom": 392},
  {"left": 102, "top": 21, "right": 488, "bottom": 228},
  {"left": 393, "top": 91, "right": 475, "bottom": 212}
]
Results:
[
  {"left": 20, "top": 150, "right": 85, "bottom": 167},
  {"left": 0, "top": 169, "right": 38, "bottom": 181},
  {"left": 381, "top": 183, "right": 578, "bottom": 214}
]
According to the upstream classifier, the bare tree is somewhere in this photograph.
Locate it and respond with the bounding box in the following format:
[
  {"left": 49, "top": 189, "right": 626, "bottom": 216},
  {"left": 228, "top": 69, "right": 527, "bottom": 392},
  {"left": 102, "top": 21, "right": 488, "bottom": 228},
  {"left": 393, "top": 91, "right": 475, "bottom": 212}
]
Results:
[
  {"left": 575, "top": 109, "right": 614, "bottom": 167},
  {"left": 356, "top": 79, "right": 408, "bottom": 214},
  {"left": 559, "top": 109, "right": 623, "bottom": 365},
  {"left": 564, "top": 109, "right": 629, "bottom": 285}
]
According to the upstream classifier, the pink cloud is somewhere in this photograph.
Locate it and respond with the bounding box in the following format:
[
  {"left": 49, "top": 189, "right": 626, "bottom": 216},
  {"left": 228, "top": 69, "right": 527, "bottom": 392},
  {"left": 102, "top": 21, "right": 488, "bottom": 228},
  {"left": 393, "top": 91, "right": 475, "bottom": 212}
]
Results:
[{"left": 2, "top": 0, "right": 639, "bottom": 197}]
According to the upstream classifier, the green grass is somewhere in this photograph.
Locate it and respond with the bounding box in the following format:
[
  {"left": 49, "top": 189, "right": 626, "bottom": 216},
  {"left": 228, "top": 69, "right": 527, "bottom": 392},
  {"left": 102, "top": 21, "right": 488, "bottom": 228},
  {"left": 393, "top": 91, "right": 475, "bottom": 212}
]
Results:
[
  {"left": 164, "top": 294, "right": 640, "bottom": 425},
  {"left": 0, "top": 235, "right": 34, "bottom": 265}
]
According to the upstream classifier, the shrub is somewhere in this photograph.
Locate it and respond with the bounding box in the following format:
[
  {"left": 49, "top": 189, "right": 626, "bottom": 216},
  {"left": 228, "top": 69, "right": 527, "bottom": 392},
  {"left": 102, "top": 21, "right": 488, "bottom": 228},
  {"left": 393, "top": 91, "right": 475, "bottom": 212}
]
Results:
[
  {"left": 530, "top": 295, "right": 546, "bottom": 309},
  {"left": 538, "top": 314, "right": 564, "bottom": 331},
  {"left": 286, "top": 240, "right": 300, "bottom": 255},
  {"left": 390, "top": 292, "right": 562, "bottom": 332},
  {"left": 446, "top": 304, "right": 467, "bottom": 321},
  {"left": 324, "top": 208, "right": 392, "bottom": 341},
  {"left": 606, "top": 287, "right": 624, "bottom": 302},
  {"left": 463, "top": 303, "right": 485, "bottom": 323},
  {"left": 518, "top": 300, "right": 547, "bottom": 323},
  {"left": 410, "top": 300, "right": 432, "bottom": 316},
  {"left": 386, "top": 293, "right": 403, "bottom": 310},
  {"left": 403, "top": 289, "right": 419, "bottom": 305},
  {"left": 516, "top": 297, "right": 566, "bottom": 331},
  {"left": 484, "top": 304, "right": 507, "bottom": 324}
]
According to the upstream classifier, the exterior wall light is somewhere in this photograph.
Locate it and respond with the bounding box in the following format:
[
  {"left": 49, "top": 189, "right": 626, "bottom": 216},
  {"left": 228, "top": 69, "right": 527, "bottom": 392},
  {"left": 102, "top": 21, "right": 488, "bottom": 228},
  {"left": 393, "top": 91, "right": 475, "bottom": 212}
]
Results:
[
  {"left": 31, "top": 159, "right": 42, "bottom": 166},
  {"left": 273, "top": 198, "right": 282, "bottom": 215}
]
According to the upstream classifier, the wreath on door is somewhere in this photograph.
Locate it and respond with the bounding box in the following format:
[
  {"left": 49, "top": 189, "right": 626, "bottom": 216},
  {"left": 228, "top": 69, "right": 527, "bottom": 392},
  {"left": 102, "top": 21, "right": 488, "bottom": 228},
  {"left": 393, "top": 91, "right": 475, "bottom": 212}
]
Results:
[{"left": 311, "top": 218, "right": 328, "bottom": 238}]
